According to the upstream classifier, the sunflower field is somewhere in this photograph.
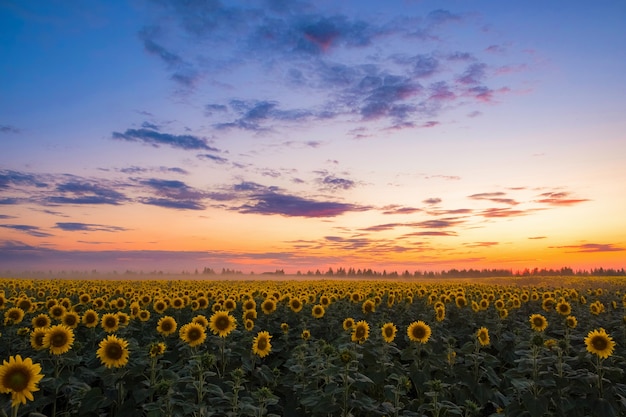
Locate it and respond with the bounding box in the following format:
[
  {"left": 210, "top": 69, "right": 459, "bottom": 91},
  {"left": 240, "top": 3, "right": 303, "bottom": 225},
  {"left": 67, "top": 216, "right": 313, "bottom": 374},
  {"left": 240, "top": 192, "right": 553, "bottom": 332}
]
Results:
[{"left": 1, "top": 276, "right": 625, "bottom": 417}]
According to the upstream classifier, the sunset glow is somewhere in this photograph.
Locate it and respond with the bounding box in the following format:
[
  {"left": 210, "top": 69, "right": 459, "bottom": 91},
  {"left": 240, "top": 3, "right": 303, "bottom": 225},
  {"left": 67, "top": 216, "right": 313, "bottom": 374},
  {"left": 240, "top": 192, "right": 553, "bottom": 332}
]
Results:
[{"left": 1, "top": 0, "right": 625, "bottom": 274}]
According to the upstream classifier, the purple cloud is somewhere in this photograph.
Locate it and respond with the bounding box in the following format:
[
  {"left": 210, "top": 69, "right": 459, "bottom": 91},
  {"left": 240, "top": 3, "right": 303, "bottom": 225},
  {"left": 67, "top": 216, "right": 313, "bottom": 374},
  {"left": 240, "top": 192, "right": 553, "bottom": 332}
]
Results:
[
  {"left": 551, "top": 243, "right": 625, "bottom": 253},
  {"left": 49, "top": 181, "right": 128, "bottom": 206},
  {"left": 112, "top": 128, "right": 218, "bottom": 151},
  {"left": 55, "top": 222, "right": 129, "bottom": 232},
  {"left": 0, "top": 224, "right": 53, "bottom": 238},
  {"left": 239, "top": 192, "right": 367, "bottom": 217}
]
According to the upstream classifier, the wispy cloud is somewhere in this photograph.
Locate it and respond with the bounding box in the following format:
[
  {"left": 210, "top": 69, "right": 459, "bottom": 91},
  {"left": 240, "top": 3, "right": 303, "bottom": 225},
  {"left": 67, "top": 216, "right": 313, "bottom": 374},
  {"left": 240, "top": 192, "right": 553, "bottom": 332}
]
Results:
[
  {"left": 551, "top": 243, "right": 625, "bottom": 253},
  {"left": 536, "top": 191, "right": 589, "bottom": 206},
  {"left": 0, "top": 124, "right": 20, "bottom": 134},
  {"left": 137, "top": 178, "right": 207, "bottom": 210},
  {"left": 0, "top": 224, "right": 53, "bottom": 238},
  {"left": 239, "top": 192, "right": 368, "bottom": 217},
  {"left": 49, "top": 180, "right": 128, "bottom": 206},
  {"left": 55, "top": 222, "right": 129, "bottom": 232},
  {"left": 469, "top": 192, "right": 519, "bottom": 205},
  {"left": 112, "top": 128, "right": 218, "bottom": 151}
]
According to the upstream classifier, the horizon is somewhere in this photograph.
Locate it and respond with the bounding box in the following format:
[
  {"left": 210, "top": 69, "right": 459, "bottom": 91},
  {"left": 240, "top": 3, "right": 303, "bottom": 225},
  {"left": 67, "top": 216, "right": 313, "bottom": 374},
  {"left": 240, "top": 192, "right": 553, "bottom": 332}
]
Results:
[{"left": 1, "top": 1, "right": 625, "bottom": 274}]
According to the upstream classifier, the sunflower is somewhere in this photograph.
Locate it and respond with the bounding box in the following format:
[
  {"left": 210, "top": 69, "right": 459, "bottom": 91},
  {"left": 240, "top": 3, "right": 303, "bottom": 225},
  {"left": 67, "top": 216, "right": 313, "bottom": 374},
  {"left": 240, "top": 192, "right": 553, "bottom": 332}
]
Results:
[
  {"left": 242, "top": 299, "right": 256, "bottom": 311},
  {"left": 153, "top": 299, "right": 168, "bottom": 314},
  {"left": 244, "top": 318, "right": 255, "bottom": 331},
  {"left": 30, "top": 328, "right": 48, "bottom": 351},
  {"left": 4, "top": 307, "right": 25, "bottom": 325},
  {"left": 192, "top": 314, "right": 209, "bottom": 328},
  {"left": 361, "top": 299, "right": 376, "bottom": 314},
  {"left": 243, "top": 309, "right": 257, "bottom": 321},
  {"left": 556, "top": 301, "right": 572, "bottom": 316},
  {"left": 31, "top": 314, "right": 51, "bottom": 329},
  {"left": 407, "top": 321, "right": 431, "bottom": 344},
  {"left": 381, "top": 322, "right": 397, "bottom": 343},
  {"left": 289, "top": 298, "right": 303, "bottom": 313},
  {"left": 455, "top": 295, "right": 467, "bottom": 308},
  {"left": 79, "top": 293, "right": 91, "bottom": 304},
  {"left": 252, "top": 331, "right": 272, "bottom": 358},
  {"left": 311, "top": 304, "right": 325, "bottom": 319},
  {"left": 49, "top": 304, "right": 66, "bottom": 320},
  {"left": 498, "top": 308, "right": 508, "bottom": 319},
  {"left": 342, "top": 317, "right": 355, "bottom": 331},
  {"left": 584, "top": 328, "right": 615, "bottom": 359},
  {"left": 157, "top": 316, "right": 177, "bottom": 336},
  {"left": 171, "top": 297, "right": 185, "bottom": 310},
  {"left": 149, "top": 342, "right": 166, "bottom": 358},
  {"left": 435, "top": 306, "right": 446, "bottom": 322},
  {"left": 0, "top": 355, "right": 44, "bottom": 407},
  {"left": 261, "top": 299, "right": 277, "bottom": 315},
  {"left": 281, "top": 322, "right": 289, "bottom": 334},
  {"left": 566, "top": 315, "right": 578, "bottom": 329},
  {"left": 179, "top": 322, "right": 207, "bottom": 347},
  {"left": 223, "top": 299, "right": 237, "bottom": 311},
  {"left": 97, "top": 335, "right": 130, "bottom": 368},
  {"left": 101, "top": 313, "right": 120, "bottom": 333},
  {"left": 43, "top": 325, "right": 74, "bottom": 355},
  {"left": 61, "top": 311, "right": 80, "bottom": 329},
  {"left": 209, "top": 311, "right": 237, "bottom": 337},
  {"left": 138, "top": 310, "right": 151, "bottom": 322},
  {"left": 529, "top": 314, "right": 548, "bottom": 332},
  {"left": 82, "top": 309, "right": 99, "bottom": 328},
  {"left": 351, "top": 320, "right": 370, "bottom": 344},
  {"left": 301, "top": 329, "right": 311, "bottom": 340},
  {"left": 471, "top": 301, "right": 481, "bottom": 313},
  {"left": 494, "top": 299, "right": 506, "bottom": 311},
  {"left": 476, "top": 327, "right": 490, "bottom": 346}
]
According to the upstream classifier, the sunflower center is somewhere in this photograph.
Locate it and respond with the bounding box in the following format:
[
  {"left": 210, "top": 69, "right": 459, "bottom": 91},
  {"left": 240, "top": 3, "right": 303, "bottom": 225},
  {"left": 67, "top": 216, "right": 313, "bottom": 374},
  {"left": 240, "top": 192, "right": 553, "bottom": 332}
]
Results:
[
  {"left": 34, "top": 334, "right": 45, "bottom": 346},
  {"left": 34, "top": 318, "right": 48, "bottom": 327},
  {"left": 215, "top": 316, "right": 229, "bottom": 330},
  {"left": 106, "top": 344, "right": 123, "bottom": 360},
  {"left": 412, "top": 327, "right": 425, "bottom": 339},
  {"left": 355, "top": 327, "right": 366, "bottom": 338},
  {"left": 161, "top": 321, "right": 173, "bottom": 331},
  {"left": 105, "top": 318, "right": 117, "bottom": 328},
  {"left": 51, "top": 332, "right": 68, "bottom": 347},
  {"left": 5, "top": 367, "right": 29, "bottom": 391},
  {"left": 533, "top": 318, "right": 543, "bottom": 327},
  {"left": 188, "top": 328, "right": 202, "bottom": 341},
  {"left": 86, "top": 315, "right": 96, "bottom": 324},
  {"left": 257, "top": 337, "right": 268, "bottom": 350},
  {"left": 592, "top": 336, "right": 608, "bottom": 350},
  {"left": 65, "top": 316, "right": 77, "bottom": 326}
]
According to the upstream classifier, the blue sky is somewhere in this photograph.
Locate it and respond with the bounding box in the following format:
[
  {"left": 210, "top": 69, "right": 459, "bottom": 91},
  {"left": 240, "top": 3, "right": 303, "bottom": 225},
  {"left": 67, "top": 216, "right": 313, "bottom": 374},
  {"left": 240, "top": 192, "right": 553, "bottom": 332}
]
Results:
[{"left": 1, "top": 0, "right": 625, "bottom": 273}]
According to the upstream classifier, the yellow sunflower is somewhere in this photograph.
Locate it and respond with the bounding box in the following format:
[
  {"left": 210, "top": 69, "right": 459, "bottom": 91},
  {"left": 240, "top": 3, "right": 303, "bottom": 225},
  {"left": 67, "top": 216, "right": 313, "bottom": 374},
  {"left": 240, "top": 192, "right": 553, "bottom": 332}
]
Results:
[
  {"left": 289, "top": 298, "right": 303, "bottom": 313},
  {"left": 49, "top": 305, "right": 66, "bottom": 320},
  {"left": 0, "top": 355, "right": 44, "bottom": 407},
  {"left": 435, "top": 306, "right": 446, "bottom": 322},
  {"left": 244, "top": 318, "right": 255, "bottom": 331},
  {"left": 455, "top": 295, "right": 467, "bottom": 308},
  {"left": 138, "top": 309, "right": 151, "bottom": 322},
  {"left": 31, "top": 314, "right": 51, "bottom": 329},
  {"left": 584, "top": 328, "right": 615, "bottom": 359},
  {"left": 81, "top": 309, "right": 99, "bottom": 328},
  {"left": 342, "top": 317, "right": 355, "bottom": 331},
  {"left": 101, "top": 313, "right": 120, "bottom": 333},
  {"left": 149, "top": 342, "right": 166, "bottom": 358},
  {"left": 252, "top": 331, "right": 272, "bottom": 358},
  {"left": 361, "top": 299, "right": 376, "bottom": 314},
  {"left": 153, "top": 299, "right": 168, "bottom": 314},
  {"left": 280, "top": 322, "right": 289, "bottom": 334},
  {"left": 192, "top": 315, "right": 209, "bottom": 328},
  {"left": 97, "top": 335, "right": 130, "bottom": 368},
  {"left": 61, "top": 311, "right": 80, "bottom": 329},
  {"left": 209, "top": 311, "right": 237, "bottom": 337},
  {"left": 556, "top": 301, "right": 572, "bottom": 316},
  {"left": 30, "top": 328, "right": 48, "bottom": 351},
  {"left": 351, "top": 320, "right": 370, "bottom": 344},
  {"left": 476, "top": 327, "right": 490, "bottom": 346},
  {"left": 529, "top": 314, "right": 548, "bottom": 332},
  {"left": 261, "top": 299, "right": 277, "bottom": 315},
  {"left": 154, "top": 314, "right": 176, "bottom": 335},
  {"left": 301, "top": 329, "right": 311, "bottom": 340},
  {"left": 43, "top": 325, "right": 74, "bottom": 355},
  {"left": 381, "top": 322, "right": 397, "bottom": 343},
  {"left": 4, "top": 307, "right": 25, "bottom": 325},
  {"left": 243, "top": 309, "right": 257, "bottom": 321},
  {"left": 407, "top": 321, "right": 431, "bottom": 344},
  {"left": 566, "top": 315, "right": 578, "bottom": 329},
  {"left": 223, "top": 299, "right": 237, "bottom": 311},
  {"left": 311, "top": 304, "right": 325, "bottom": 319},
  {"left": 179, "top": 322, "right": 207, "bottom": 347}
]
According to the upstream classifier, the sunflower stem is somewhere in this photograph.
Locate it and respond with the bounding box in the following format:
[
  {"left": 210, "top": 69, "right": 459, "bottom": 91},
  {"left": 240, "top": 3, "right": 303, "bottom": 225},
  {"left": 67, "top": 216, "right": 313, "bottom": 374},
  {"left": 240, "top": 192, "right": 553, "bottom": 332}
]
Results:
[
  {"left": 596, "top": 356, "right": 604, "bottom": 398},
  {"left": 10, "top": 404, "right": 18, "bottom": 417}
]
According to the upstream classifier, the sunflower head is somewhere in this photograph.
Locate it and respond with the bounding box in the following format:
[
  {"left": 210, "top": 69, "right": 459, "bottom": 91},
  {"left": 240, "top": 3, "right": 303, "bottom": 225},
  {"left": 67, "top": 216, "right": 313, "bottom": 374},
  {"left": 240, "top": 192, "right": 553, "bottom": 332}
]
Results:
[
  {"left": 149, "top": 342, "right": 166, "bottom": 358},
  {"left": 301, "top": 329, "right": 311, "bottom": 341},
  {"left": 261, "top": 299, "right": 277, "bottom": 315},
  {"left": 381, "top": 322, "right": 397, "bottom": 343},
  {"left": 30, "top": 328, "right": 48, "bottom": 351},
  {"left": 252, "top": 331, "right": 272, "bottom": 358},
  {"left": 311, "top": 304, "right": 325, "bottom": 319},
  {"left": 0, "top": 355, "right": 44, "bottom": 406},
  {"left": 361, "top": 299, "right": 376, "bottom": 314},
  {"left": 157, "top": 316, "right": 178, "bottom": 336},
  {"left": 529, "top": 314, "right": 548, "bottom": 332},
  {"left": 31, "top": 314, "right": 51, "bottom": 329},
  {"left": 43, "top": 325, "right": 75, "bottom": 355},
  {"left": 351, "top": 320, "right": 370, "bottom": 344},
  {"left": 585, "top": 328, "right": 616, "bottom": 359},
  {"left": 407, "top": 321, "right": 431, "bottom": 344},
  {"left": 101, "top": 313, "right": 120, "bottom": 333},
  {"left": 97, "top": 335, "right": 130, "bottom": 368},
  {"left": 180, "top": 322, "right": 207, "bottom": 347},
  {"left": 342, "top": 317, "right": 355, "bottom": 331},
  {"left": 209, "top": 311, "right": 237, "bottom": 337},
  {"left": 556, "top": 301, "right": 572, "bottom": 316},
  {"left": 476, "top": 327, "right": 490, "bottom": 347}
]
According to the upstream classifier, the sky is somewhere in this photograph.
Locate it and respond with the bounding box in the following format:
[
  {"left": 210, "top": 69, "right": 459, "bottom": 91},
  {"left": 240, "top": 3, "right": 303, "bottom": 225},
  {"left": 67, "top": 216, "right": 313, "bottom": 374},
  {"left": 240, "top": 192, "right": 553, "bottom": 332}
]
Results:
[{"left": 1, "top": 0, "right": 625, "bottom": 274}]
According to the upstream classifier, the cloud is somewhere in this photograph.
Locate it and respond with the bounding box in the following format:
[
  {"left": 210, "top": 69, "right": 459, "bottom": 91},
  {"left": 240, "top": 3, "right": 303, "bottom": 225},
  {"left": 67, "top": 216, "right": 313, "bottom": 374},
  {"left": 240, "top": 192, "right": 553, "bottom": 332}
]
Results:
[
  {"left": 362, "top": 218, "right": 462, "bottom": 232},
  {"left": 0, "top": 224, "right": 53, "bottom": 238},
  {"left": 536, "top": 191, "right": 589, "bottom": 206},
  {"left": 404, "top": 231, "right": 457, "bottom": 237},
  {"left": 423, "top": 198, "right": 442, "bottom": 205},
  {"left": 197, "top": 153, "right": 229, "bottom": 164},
  {"left": 551, "top": 243, "right": 625, "bottom": 253},
  {"left": 137, "top": 178, "right": 207, "bottom": 210},
  {"left": 528, "top": 236, "right": 546, "bottom": 240},
  {"left": 464, "top": 241, "right": 499, "bottom": 247},
  {"left": 49, "top": 181, "right": 128, "bottom": 206},
  {"left": 382, "top": 206, "right": 422, "bottom": 215},
  {"left": 479, "top": 208, "right": 536, "bottom": 218},
  {"left": 139, "top": 198, "right": 205, "bottom": 210},
  {"left": 119, "top": 166, "right": 189, "bottom": 175},
  {"left": 213, "top": 99, "right": 314, "bottom": 131},
  {"left": 469, "top": 192, "right": 519, "bottom": 205},
  {"left": 55, "top": 222, "right": 128, "bottom": 232},
  {"left": 112, "top": 128, "right": 218, "bottom": 151},
  {"left": 239, "top": 192, "right": 367, "bottom": 217},
  {"left": 0, "top": 170, "right": 48, "bottom": 190},
  {"left": 315, "top": 172, "right": 356, "bottom": 191},
  {"left": 0, "top": 124, "right": 20, "bottom": 134}
]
